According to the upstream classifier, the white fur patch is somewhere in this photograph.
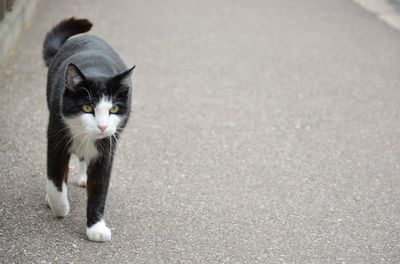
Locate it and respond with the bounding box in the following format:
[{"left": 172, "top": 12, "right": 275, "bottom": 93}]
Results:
[
  {"left": 77, "top": 159, "right": 87, "bottom": 187},
  {"left": 46, "top": 180, "right": 69, "bottom": 217},
  {"left": 86, "top": 220, "right": 111, "bottom": 242}
]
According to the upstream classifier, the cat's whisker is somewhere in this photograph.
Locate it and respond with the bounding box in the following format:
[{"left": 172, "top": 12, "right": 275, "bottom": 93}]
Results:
[
  {"left": 81, "top": 87, "right": 93, "bottom": 101},
  {"left": 53, "top": 130, "right": 80, "bottom": 150},
  {"left": 77, "top": 133, "right": 91, "bottom": 155},
  {"left": 107, "top": 136, "right": 113, "bottom": 165},
  {"left": 112, "top": 86, "right": 128, "bottom": 101},
  {"left": 60, "top": 130, "right": 89, "bottom": 155},
  {"left": 83, "top": 133, "right": 92, "bottom": 158},
  {"left": 51, "top": 125, "right": 80, "bottom": 137},
  {"left": 58, "top": 132, "right": 85, "bottom": 153},
  {"left": 112, "top": 134, "right": 120, "bottom": 146}
]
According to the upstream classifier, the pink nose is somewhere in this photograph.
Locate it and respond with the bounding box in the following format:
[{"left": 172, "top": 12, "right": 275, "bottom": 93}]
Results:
[{"left": 97, "top": 125, "right": 108, "bottom": 132}]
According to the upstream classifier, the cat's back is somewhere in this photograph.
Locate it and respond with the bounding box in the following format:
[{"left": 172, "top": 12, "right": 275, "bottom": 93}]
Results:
[{"left": 51, "top": 34, "right": 125, "bottom": 74}]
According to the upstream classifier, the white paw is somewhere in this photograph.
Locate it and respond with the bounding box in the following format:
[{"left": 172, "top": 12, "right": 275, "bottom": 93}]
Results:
[
  {"left": 77, "top": 177, "right": 87, "bottom": 187},
  {"left": 49, "top": 200, "right": 70, "bottom": 218},
  {"left": 86, "top": 221, "right": 111, "bottom": 242},
  {"left": 46, "top": 180, "right": 70, "bottom": 218}
]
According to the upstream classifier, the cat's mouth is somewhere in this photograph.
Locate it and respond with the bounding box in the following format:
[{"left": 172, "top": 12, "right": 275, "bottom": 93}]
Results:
[
  {"left": 95, "top": 133, "right": 110, "bottom": 139},
  {"left": 95, "top": 130, "right": 115, "bottom": 139}
]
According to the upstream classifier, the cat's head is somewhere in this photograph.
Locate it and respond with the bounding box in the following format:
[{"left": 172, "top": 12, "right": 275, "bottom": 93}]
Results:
[{"left": 62, "top": 63, "right": 134, "bottom": 139}]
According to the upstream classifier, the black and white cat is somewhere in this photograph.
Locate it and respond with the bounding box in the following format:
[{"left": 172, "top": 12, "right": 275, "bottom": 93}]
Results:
[{"left": 43, "top": 17, "right": 134, "bottom": 242}]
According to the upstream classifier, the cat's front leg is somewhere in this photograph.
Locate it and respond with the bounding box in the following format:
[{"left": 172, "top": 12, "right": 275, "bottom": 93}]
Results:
[
  {"left": 46, "top": 130, "right": 71, "bottom": 218},
  {"left": 85, "top": 155, "right": 113, "bottom": 242}
]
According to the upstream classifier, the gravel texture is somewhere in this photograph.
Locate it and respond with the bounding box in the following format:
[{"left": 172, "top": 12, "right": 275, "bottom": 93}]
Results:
[{"left": 1, "top": 0, "right": 400, "bottom": 263}]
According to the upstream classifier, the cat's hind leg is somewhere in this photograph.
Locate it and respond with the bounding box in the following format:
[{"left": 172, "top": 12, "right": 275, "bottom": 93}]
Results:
[{"left": 77, "top": 158, "right": 87, "bottom": 187}]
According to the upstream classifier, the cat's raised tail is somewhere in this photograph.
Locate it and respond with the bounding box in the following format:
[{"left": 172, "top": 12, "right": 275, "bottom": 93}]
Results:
[{"left": 42, "top": 17, "right": 92, "bottom": 67}]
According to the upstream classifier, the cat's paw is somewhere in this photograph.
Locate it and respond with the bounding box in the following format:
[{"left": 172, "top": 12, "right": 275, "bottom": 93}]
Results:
[
  {"left": 77, "top": 177, "right": 87, "bottom": 187},
  {"left": 86, "top": 221, "right": 111, "bottom": 242},
  {"left": 49, "top": 200, "right": 70, "bottom": 218},
  {"left": 46, "top": 180, "right": 70, "bottom": 218}
]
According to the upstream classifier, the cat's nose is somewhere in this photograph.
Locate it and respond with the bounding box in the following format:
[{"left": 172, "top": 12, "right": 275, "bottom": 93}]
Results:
[{"left": 97, "top": 125, "right": 108, "bottom": 132}]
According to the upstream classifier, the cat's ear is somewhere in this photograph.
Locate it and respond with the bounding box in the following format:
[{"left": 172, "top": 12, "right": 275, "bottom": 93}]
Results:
[
  {"left": 65, "top": 63, "right": 85, "bottom": 92},
  {"left": 112, "top": 65, "right": 136, "bottom": 87}
]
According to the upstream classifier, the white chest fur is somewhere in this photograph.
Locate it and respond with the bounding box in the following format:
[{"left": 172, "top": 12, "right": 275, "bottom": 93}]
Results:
[{"left": 68, "top": 133, "right": 98, "bottom": 162}]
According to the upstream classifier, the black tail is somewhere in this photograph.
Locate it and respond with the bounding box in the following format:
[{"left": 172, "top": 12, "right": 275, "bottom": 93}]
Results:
[{"left": 42, "top": 17, "right": 92, "bottom": 67}]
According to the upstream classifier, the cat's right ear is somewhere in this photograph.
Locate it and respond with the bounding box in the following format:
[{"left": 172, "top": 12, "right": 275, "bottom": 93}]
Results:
[{"left": 65, "top": 63, "right": 85, "bottom": 93}]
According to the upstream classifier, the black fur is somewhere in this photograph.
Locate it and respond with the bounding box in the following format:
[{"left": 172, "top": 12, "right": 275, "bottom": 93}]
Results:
[
  {"left": 43, "top": 17, "right": 92, "bottom": 67},
  {"left": 43, "top": 17, "right": 134, "bottom": 232}
]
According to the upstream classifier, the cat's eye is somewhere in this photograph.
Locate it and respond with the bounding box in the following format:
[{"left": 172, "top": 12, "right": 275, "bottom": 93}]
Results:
[
  {"left": 110, "top": 105, "right": 119, "bottom": 114},
  {"left": 82, "top": 104, "right": 93, "bottom": 113}
]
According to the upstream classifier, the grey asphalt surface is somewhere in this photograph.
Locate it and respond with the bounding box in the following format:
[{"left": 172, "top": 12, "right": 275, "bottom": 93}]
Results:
[{"left": 1, "top": 0, "right": 400, "bottom": 263}]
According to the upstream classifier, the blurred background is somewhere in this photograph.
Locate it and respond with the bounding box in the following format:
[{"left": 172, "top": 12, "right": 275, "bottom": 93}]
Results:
[{"left": 0, "top": 0, "right": 400, "bottom": 263}]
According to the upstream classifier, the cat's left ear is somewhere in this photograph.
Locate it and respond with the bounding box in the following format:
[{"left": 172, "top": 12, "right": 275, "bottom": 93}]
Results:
[
  {"left": 65, "top": 63, "right": 86, "bottom": 92},
  {"left": 112, "top": 65, "right": 136, "bottom": 87}
]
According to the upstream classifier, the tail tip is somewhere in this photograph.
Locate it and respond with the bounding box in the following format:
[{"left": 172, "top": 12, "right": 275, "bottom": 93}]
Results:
[
  {"left": 42, "top": 17, "right": 93, "bottom": 67},
  {"left": 66, "top": 17, "right": 93, "bottom": 32}
]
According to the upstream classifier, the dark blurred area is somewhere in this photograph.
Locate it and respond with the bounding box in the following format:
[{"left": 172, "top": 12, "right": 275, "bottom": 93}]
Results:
[{"left": 0, "top": 0, "right": 15, "bottom": 21}]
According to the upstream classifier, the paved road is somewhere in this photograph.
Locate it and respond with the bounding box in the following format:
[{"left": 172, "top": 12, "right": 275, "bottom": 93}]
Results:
[{"left": 1, "top": 0, "right": 400, "bottom": 263}]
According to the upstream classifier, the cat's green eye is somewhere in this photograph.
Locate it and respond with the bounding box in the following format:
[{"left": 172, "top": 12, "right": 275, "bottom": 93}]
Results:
[
  {"left": 110, "top": 105, "right": 119, "bottom": 114},
  {"left": 82, "top": 104, "right": 93, "bottom": 113}
]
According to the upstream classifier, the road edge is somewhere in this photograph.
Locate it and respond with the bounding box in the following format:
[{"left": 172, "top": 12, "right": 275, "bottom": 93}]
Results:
[
  {"left": 353, "top": 0, "right": 400, "bottom": 30},
  {"left": 0, "top": 0, "right": 39, "bottom": 64}
]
